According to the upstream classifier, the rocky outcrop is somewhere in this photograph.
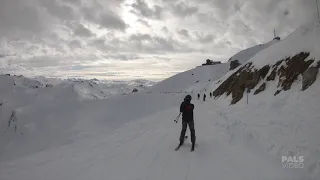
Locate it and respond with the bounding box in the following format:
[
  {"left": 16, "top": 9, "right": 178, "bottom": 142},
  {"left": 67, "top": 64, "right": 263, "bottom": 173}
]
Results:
[
  {"left": 302, "top": 66, "right": 319, "bottom": 91},
  {"left": 213, "top": 52, "right": 318, "bottom": 104},
  {"left": 212, "top": 62, "right": 270, "bottom": 104},
  {"left": 202, "top": 59, "right": 221, "bottom": 66},
  {"left": 132, "top": 88, "right": 138, "bottom": 93},
  {"left": 275, "top": 52, "right": 314, "bottom": 95},
  {"left": 230, "top": 60, "right": 241, "bottom": 70},
  {"left": 254, "top": 83, "right": 266, "bottom": 95}
]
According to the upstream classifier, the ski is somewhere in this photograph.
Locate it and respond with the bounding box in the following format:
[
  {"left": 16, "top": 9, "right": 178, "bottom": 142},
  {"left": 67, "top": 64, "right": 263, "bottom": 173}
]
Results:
[
  {"left": 190, "top": 146, "right": 195, "bottom": 152},
  {"left": 175, "top": 145, "right": 182, "bottom": 151},
  {"left": 175, "top": 136, "right": 189, "bottom": 151},
  {"left": 190, "top": 143, "right": 196, "bottom": 152}
]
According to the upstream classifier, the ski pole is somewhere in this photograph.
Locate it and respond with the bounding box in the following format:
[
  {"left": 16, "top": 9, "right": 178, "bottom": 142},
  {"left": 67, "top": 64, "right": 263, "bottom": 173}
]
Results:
[{"left": 174, "top": 113, "right": 181, "bottom": 123}]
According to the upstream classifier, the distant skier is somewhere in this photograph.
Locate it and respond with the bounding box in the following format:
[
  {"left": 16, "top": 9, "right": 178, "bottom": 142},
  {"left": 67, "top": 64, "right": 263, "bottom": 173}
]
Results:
[
  {"left": 175, "top": 95, "right": 196, "bottom": 151},
  {"left": 197, "top": 93, "right": 200, "bottom": 100},
  {"left": 210, "top": 92, "right": 212, "bottom": 98},
  {"left": 203, "top": 94, "right": 206, "bottom": 101}
]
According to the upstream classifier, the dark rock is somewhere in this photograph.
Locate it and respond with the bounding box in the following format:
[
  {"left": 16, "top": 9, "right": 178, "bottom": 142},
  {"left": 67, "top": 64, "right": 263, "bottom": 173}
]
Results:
[
  {"left": 274, "top": 90, "right": 281, "bottom": 96},
  {"left": 302, "top": 67, "right": 319, "bottom": 91},
  {"left": 213, "top": 63, "right": 255, "bottom": 104},
  {"left": 277, "top": 52, "right": 313, "bottom": 93},
  {"left": 259, "top": 65, "right": 270, "bottom": 79},
  {"left": 202, "top": 59, "right": 221, "bottom": 66},
  {"left": 132, "top": 88, "right": 138, "bottom": 93},
  {"left": 213, "top": 52, "right": 315, "bottom": 104},
  {"left": 230, "top": 60, "right": 241, "bottom": 70},
  {"left": 267, "top": 69, "right": 277, "bottom": 81},
  {"left": 273, "top": 37, "right": 281, "bottom": 40},
  {"left": 254, "top": 83, "right": 266, "bottom": 95}
]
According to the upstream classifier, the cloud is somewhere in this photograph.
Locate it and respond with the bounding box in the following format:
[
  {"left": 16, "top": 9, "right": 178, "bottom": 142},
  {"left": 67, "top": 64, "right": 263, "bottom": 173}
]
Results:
[
  {"left": 128, "top": 33, "right": 194, "bottom": 53},
  {"left": 40, "top": 0, "right": 77, "bottom": 20},
  {"left": 69, "top": 40, "right": 83, "bottom": 49},
  {"left": 98, "top": 12, "right": 128, "bottom": 31},
  {"left": 0, "top": 0, "right": 49, "bottom": 37},
  {"left": 131, "top": 0, "right": 163, "bottom": 19},
  {"left": 0, "top": 0, "right": 318, "bottom": 80},
  {"left": 73, "top": 24, "right": 94, "bottom": 37},
  {"left": 162, "top": 26, "right": 169, "bottom": 33},
  {"left": 193, "top": 32, "right": 215, "bottom": 44},
  {"left": 171, "top": 2, "right": 198, "bottom": 18},
  {"left": 177, "top": 29, "right": 190, "bottom": 38},
  {"left": 137, "top": 19, "right": 151, "bottom": 27},
  {"left": 80, "top": 4, "right": 128, "bottom": 31}
]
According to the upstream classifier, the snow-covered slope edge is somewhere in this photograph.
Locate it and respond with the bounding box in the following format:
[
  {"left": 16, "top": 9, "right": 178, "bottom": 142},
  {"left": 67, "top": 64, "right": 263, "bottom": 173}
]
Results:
[
  {"left": 228, "top": 39, "right": 280, "bottom": 70},
  {"left": 211, "top": 22, "right": 320, "bottom": 179},
  {"left": 149, "top": 63, "right": 229, "bottom": 93}
]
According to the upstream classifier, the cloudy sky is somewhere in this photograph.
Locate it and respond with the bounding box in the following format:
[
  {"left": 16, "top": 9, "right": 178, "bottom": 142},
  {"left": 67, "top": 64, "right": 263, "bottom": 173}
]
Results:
[{"left": 0, "top": 0, "right": 318, "bottom": 80}]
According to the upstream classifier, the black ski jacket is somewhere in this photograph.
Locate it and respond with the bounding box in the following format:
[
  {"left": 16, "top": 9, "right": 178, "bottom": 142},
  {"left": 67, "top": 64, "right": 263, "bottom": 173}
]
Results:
[{"left": 180, "top": 101, "right": 194, "bottom": 121}]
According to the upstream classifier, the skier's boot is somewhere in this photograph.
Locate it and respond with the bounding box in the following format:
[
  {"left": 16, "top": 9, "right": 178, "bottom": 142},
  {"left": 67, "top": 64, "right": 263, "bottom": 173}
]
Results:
[{"left": 191, "top": 143, "right": 195, "bottom": 152}]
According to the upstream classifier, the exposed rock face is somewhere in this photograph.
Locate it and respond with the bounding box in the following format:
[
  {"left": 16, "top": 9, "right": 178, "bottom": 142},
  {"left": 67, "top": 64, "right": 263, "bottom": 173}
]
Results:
[
  {"left": 302, "top": 67, "right": 319, "bottom": 91},
  {"left": 213, "top": 62, "right": 269, "bottom": 104},
  {"left": 213, "top": 52, "right": 318, "bottom": 104},
  {"left": 230, "top": 60, "right": 241, "bottom": 70},
  {"left": 276, "top": 52, "right": 313, "bottom": 94},
  {"left": 254, "top": 83, "right": 266, "bottom": 95}
]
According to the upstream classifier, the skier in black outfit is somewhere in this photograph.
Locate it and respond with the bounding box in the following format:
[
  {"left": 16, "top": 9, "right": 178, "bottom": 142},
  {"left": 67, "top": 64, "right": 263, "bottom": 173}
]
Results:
[
  {"left": 176, "top": 95, "right": 196, "bottom": 151},
  {"left": 197, "top": 93, "right": 200, "bottom": 100},
  {"left": 210, "top": 92, "right": 212, "bottom": 98},
  {"left": 203, "top": 94, "right": 206, "bottom": 101}
]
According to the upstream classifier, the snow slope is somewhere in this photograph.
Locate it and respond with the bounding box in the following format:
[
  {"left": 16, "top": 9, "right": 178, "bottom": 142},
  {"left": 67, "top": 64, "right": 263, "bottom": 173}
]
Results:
[
  {"left": 247, "top": 23, "right": 320, "bottom": 68},
  {"left": 0, "top": 63, "right": 226, "bottom": 161},
  {"left": 150, "top": 63, "right": 229, "bottom": 93},
  {"left": 0, "top": 98, "right": 302, "bottom": 180},
  {"left": 1, "top": 23, "right": 320, "bottom": 180},
  {"left": 228, "top": 39, "right": 280, "bottom": 65},
  {"left": 0, "top": 75, "right": 154, "bottom": 160}
]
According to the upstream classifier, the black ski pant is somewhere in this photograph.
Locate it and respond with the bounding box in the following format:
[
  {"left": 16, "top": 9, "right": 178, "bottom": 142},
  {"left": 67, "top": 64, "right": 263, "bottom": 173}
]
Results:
[{"left": 179, "top": 119, "right": 195, "bottom": 145}]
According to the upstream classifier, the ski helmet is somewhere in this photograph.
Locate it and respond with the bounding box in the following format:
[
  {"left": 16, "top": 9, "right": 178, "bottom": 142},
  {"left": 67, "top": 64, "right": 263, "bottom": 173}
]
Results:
[{"left": 185, "top": 94, "right": 192, "bottom": 101}]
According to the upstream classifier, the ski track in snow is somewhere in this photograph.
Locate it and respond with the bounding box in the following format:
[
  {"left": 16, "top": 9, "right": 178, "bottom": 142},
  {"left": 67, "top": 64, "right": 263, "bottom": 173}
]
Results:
[{"left": 0, "top": 99, "right": 303, "bottom": 180}]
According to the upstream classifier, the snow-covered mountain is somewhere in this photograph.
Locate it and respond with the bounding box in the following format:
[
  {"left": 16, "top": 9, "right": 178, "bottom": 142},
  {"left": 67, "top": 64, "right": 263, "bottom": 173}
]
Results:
[
  {"left": 0, "top": 23, "right": 319, "bottom": 180},
  {"left": 212, "top": 22, "right": 320, "bottom": 179}
]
